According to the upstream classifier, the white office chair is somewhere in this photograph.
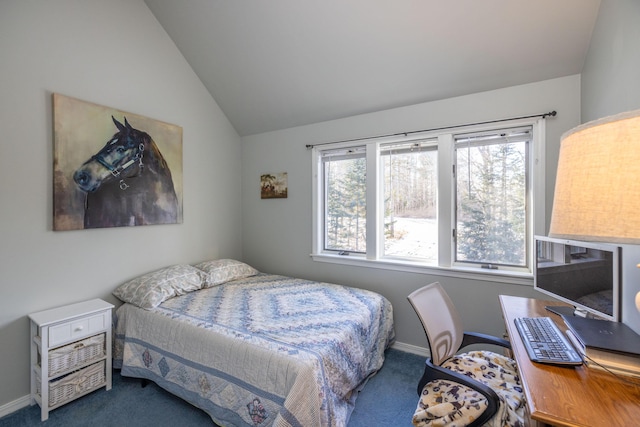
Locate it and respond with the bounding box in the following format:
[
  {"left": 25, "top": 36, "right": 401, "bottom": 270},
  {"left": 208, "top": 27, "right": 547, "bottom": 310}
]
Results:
[{"left": 408, "top": 282, "right": 525, "bottom": 427}]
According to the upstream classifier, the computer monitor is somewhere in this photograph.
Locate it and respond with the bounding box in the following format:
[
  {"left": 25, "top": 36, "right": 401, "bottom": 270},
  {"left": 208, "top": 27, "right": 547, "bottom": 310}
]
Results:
[{"left": 534, "top": 235, "right": 621, "bottom": 321}]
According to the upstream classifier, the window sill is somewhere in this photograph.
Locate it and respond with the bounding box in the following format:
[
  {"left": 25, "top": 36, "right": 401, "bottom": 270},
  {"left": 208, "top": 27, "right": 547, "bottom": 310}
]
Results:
[{"left": 310, "top": 253, "right": 533, "bottom": 286}]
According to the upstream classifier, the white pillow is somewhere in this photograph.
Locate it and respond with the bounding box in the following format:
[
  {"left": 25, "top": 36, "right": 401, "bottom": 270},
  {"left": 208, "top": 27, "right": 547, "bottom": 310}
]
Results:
[
  {"left": 193, "top": 259, "right": 259, "bottom": 287},
  {"left": 113, "top": 264, "right": 205, "bottom": 309}
]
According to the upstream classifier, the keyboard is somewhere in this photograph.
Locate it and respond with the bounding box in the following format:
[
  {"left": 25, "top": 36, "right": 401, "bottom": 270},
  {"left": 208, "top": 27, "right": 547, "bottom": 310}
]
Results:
[{"left": 514, "top": 316, "right": 583, "bottom": 365}]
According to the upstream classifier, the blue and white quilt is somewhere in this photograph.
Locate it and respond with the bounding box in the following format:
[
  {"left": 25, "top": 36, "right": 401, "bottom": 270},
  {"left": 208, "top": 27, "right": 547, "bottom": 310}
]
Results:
[{"left": 114, "top": 274, "right": 395, "bottom": 427}]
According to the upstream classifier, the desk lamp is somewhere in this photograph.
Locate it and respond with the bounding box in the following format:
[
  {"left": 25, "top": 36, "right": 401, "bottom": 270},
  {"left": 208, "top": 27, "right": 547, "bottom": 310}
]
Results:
[{"left": 548, "top": 109, "right": 640, "bottom": 313}]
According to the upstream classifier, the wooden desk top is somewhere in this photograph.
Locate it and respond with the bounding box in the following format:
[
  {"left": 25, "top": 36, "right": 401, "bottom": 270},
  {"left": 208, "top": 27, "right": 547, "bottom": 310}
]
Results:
[{"left": 499, "top": 295, "right": 640, "bottom": 427}]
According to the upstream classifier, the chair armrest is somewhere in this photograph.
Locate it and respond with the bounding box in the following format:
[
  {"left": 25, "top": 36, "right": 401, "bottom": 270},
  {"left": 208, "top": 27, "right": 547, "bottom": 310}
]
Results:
[{"left": 461, "top": 331, "right": 511, "bottom": 349}]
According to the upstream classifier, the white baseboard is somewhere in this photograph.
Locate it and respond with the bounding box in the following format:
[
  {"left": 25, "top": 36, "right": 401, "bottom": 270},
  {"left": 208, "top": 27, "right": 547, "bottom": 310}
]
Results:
[
  {"left": 391, "top": 341, "right": 430, "bottom": 357},
  {"left": 0, "top": 395, "right": 30, "bottom": 419}
]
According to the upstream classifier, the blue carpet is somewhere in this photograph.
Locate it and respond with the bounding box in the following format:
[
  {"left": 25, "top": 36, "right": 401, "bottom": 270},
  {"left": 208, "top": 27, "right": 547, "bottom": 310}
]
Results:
[{"left": 0, "top": 348, "right": 424, "bottom": 426}]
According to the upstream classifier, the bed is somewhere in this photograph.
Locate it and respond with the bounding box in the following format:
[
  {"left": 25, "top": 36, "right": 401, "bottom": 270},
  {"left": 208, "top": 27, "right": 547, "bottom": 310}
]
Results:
[{"left": 112, "top": 260, "right": 395, "bottom": 427}]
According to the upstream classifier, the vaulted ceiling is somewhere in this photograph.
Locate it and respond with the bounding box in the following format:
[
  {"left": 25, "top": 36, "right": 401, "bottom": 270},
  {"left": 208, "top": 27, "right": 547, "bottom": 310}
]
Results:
[{"left": 145, "top": 0, "right": 601, "bottom": 136}]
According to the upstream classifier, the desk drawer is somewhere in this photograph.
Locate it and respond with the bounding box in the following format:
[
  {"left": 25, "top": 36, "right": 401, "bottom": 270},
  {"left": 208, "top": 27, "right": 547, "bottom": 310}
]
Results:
[{"left": 49, "top": 312, "right": 108, "bottom": 347}]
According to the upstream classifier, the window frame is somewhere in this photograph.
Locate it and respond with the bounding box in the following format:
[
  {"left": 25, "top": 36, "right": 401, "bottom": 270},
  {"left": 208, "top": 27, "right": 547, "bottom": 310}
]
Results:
[{"left": 311, "top": 117, "right": 546, "bottom": 284}]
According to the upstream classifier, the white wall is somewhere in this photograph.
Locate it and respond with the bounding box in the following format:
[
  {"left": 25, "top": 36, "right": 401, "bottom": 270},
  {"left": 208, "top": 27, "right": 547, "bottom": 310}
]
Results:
[
  {"left": 581, "top": 0, "right": 640, "bottom": 122},
  {"left": 581, "top": 0, "right": 640, "bottom": 334},
  {"left": 242, "top": 76, "right": 582, "bottom": 351},
  {"left": 0, "top": 0, "right": 242, "bottom": 410}
]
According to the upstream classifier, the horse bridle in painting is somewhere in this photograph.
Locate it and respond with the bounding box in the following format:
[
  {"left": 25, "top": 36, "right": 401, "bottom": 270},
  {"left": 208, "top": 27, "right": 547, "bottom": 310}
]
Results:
[{"left": 91, "top": 143, "right": 145, "bottom": 190}]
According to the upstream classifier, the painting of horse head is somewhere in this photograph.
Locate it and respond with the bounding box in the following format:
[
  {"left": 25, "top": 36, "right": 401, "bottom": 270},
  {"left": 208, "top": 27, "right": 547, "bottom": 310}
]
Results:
[{"left": 53, "top": 94, "right": 183, "bottom": 230}]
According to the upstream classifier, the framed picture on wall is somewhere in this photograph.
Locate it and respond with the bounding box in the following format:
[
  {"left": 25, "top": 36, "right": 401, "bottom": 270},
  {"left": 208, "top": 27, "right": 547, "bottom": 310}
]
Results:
[
  {"left": 260, "top": 172, "right": 288, "bottom": 199},
  {"left": 53, "top": 93, "right": 183, "bottom": 230}
]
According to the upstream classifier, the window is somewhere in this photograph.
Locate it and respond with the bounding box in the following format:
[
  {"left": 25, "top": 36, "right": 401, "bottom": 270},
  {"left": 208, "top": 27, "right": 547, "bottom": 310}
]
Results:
[
  {"left": 322, "top": 147, "right": 367, "bottom": 253},
  {"left": 381, "top": 140, "right": 438, "bottom": 262},
  {"left": 454, "top": 127, "right": 531, "bottom": 268},
  {"left": 311, "top": 118, "right": 545, "bottom": 276}
]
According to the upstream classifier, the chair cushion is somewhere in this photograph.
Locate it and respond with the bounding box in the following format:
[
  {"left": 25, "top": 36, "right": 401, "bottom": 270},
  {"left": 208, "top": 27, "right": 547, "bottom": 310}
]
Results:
[
  {"left": 413, "top": 379, "right": 488, "bottom": 427},
  {"left": 413, "top": 351, "right": 525, "bottom": 427}
]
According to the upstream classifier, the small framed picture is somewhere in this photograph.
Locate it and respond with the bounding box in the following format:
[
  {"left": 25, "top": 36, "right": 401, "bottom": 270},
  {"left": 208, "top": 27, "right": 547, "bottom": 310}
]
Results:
[{"left": 260, "top": 173, "right": 288, "bottom": 199}]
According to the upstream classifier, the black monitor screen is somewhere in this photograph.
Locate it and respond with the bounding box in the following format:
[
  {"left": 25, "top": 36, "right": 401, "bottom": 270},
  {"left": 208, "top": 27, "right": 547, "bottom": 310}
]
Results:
[{"left": 534, "top": 235, "right": 620, "bottom": 321}]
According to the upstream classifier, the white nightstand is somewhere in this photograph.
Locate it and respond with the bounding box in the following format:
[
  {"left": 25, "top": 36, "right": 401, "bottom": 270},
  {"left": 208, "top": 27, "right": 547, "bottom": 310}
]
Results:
[{"left": 29, "top": 299, "right": 114, "bottom": 421}]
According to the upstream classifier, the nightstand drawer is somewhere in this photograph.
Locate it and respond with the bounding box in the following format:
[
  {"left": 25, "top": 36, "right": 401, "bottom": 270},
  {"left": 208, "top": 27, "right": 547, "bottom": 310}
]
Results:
[{"left": 49, "top": 312, "right": 107, "bottom": 347}]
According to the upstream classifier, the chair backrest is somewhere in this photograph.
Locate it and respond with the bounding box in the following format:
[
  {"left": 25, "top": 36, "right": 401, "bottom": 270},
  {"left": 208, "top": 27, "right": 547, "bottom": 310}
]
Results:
[{"left": 407, "top": 282, "right": 464, "bottom": 366}]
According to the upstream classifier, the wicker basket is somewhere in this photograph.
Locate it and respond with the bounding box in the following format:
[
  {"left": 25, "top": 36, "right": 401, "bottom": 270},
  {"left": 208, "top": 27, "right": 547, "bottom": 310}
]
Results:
[
  {"left": 47, "top": 334, "right": 105, "bottom": 377},
  {"left": 37, "top": 360, "right": 105, "bottom": 407}
]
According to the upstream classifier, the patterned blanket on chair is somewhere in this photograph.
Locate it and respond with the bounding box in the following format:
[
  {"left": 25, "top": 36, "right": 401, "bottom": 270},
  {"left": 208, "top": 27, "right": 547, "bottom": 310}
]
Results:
[{"left": 412, "top": 351, "right": 525, "bottom": 427}]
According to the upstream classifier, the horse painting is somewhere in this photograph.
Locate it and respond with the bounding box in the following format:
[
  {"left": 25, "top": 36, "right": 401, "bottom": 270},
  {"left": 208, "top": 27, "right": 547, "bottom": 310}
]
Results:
[{"left": 73, "top": 116, "right": 179, "bottom": 228}]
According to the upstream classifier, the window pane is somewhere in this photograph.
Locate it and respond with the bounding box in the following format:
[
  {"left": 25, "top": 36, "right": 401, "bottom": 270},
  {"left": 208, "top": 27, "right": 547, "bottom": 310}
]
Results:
[
  {"left": 323, "top": 152, "right": 366, "bottom": 252},
  {"left": 455, "top": 132, "right": 528, "bottom": 267},
  {"left": 382, "top": 142, "right": 437, "bottom": 261}
]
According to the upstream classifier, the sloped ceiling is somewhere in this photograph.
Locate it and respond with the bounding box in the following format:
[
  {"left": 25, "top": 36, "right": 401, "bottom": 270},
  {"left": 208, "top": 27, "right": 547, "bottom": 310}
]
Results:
[{"left": 145, "top": 0, "right": 601, "bottom": 136}]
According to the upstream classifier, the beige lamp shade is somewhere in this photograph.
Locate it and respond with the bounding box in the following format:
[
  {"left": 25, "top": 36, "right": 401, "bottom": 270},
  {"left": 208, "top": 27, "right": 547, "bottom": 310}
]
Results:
[{"left": 549, "top": 109, "right": 640, "bottom": 244}]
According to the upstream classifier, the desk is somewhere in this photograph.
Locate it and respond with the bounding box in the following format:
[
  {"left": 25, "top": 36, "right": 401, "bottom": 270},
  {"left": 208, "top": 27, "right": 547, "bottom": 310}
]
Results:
[{"left": 499, "top": 295, "right": 640, "bottom": 427}]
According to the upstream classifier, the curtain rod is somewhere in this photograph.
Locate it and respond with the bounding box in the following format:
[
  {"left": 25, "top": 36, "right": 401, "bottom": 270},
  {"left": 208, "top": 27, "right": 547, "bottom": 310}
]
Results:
[{"left": 305, "top": 110, "right": 557, "bottom": 149}]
